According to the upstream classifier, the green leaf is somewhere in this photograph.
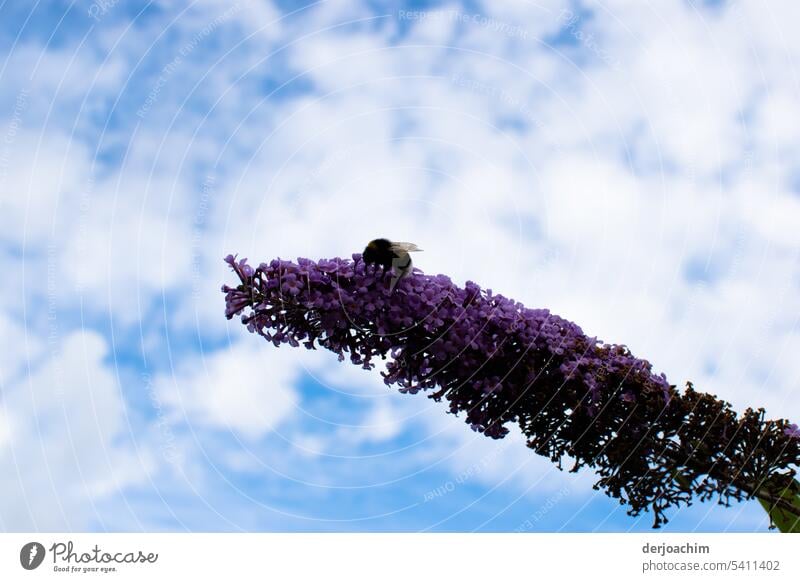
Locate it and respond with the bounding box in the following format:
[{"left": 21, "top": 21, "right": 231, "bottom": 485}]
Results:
[{"left": 757, "top": 479, "right": 800, "bottom": 533}]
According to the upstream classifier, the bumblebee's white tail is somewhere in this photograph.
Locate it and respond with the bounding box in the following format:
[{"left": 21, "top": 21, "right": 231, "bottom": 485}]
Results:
[{"left": 389, "top": 255, "right": 413, "bottom": 292}]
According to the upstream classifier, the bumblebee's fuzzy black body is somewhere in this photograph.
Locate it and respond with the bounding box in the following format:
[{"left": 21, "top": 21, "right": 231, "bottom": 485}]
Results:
[
  {"left": 361, "top": 238, "right": 422, "bottom": 292},
  {"left": 362, "top": 238, "right": 398, "bottom": 272}
]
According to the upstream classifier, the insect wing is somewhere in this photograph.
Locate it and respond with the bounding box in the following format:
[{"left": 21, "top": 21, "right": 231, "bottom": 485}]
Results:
[{"left": 390, "top": 241, "right": 423, "bottom": 252}]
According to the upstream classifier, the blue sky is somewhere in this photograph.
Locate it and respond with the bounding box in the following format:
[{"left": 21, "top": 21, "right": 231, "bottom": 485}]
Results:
[{"left": 1, "top": 0, "right": 799, "bottom": 532}]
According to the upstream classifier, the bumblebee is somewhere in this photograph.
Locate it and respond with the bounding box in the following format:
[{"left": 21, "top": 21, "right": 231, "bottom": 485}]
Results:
[{"left": 362, "top": 238, "right": 423, "bottom": 292}]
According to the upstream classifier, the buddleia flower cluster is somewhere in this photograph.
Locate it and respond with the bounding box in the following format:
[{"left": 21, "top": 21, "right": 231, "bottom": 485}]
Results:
[{"left": 222, "top": 253, "right": 800, "bottom": 528}]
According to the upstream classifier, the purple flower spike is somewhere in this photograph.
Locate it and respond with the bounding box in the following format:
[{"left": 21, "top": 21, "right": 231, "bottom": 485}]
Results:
[{"left": 223, "top": 254, "right": 800, "bottom": 529}]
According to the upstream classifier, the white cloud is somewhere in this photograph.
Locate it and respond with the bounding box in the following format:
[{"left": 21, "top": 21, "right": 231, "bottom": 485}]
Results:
[
  {"left": 0, "top": 133, "right": 93, "bottom": 246},
  {"left": 334, "top": 399, "right": 404, "bottom": 446},
  {"left": 155, "top": 341, "right": 303, "bottom": 441},
  {"left": 0, "top": 331, "right": 151, "bottom": 530},
  {"left": 0, "top": 312, "right": 43, "bottom": 387},
  {"left": 57, "top": 177, "right": 196, "bottom": 322}
]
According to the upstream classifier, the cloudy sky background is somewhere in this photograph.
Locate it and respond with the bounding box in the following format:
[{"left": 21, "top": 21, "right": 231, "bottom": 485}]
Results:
[{"left": 1, "top": 0, "right": 799, "bottom": 532}]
